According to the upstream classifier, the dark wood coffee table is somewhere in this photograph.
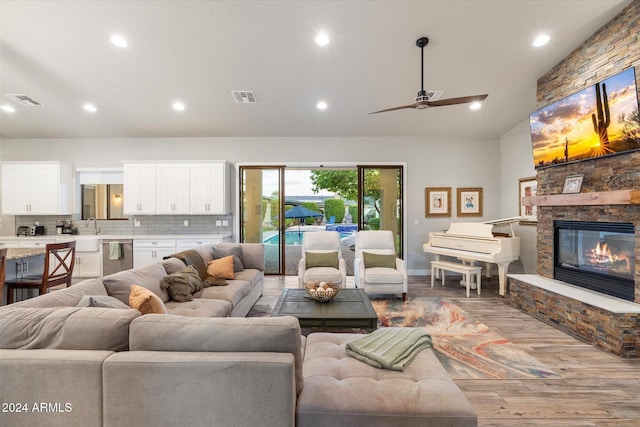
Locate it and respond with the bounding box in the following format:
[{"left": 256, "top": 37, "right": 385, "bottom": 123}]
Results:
[{"left": 271, "top": 288, "right": 378, "bottom": 331}]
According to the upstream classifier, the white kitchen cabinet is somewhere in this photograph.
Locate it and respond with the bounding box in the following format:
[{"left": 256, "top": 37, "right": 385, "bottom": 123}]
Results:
[
  {"left": 73, "top": 252, "right": 102, "bottom": 278},
  {"left": 190, "top": 162, "right": 229, "bottom": 214},
  {"left": 123, "top": 163, "right": 157, "bottom": 214},
  {"left": 133, "top": 239, "right": 176, "bottom": 268},
  {"left": 156, "top": 163, "right": 190, "bottom": 214},
  {"left": 71, "top": 240, "right": 102, "bottom": 278},
  {"left": 175, "top": 236, "right": 230, "bottom": 252},
  {"left": 1, "top": 162, "right": 72, "bottom": 215}
]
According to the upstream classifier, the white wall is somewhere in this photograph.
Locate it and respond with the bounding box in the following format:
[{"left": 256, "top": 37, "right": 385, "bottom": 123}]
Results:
[
  {"left": 499, "top": 119, "right": 537, "bottom": 273},
  {"left": 0, "top": 135, "right": 501, "bottom": 274}
]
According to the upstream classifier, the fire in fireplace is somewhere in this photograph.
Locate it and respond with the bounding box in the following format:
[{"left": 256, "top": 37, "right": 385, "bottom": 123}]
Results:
[{"left": 554, "top": 220, "right": 635, "bottom": 301}]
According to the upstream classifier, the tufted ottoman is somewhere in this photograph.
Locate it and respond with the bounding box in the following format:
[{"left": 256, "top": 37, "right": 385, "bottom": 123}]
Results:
[{"left": 297, "top": 333, "right": 477, "bottom": 427}]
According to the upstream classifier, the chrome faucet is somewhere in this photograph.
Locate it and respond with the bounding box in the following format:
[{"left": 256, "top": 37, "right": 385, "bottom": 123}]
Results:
[{"left": 86, "top": 217, "right": 100, "bottom": 235}]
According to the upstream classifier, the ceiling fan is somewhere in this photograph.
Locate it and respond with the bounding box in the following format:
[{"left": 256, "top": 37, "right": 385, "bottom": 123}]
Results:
[{"left": 369, "top": 37, "right": 488, "bottom": 114}]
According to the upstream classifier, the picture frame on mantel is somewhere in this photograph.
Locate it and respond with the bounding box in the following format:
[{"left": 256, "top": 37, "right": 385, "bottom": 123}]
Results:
[
  {"left": 518, "top": 176, "right": 538, "bottom": 225},
  {"left": 562, "top": 174, "right": 584, "bottom": 194},
  {"left": 425, "top": 187, "right": 451, "bottom": 217},
  {"left": 457, "top": 187, "right": 483, "bottom": 217}
]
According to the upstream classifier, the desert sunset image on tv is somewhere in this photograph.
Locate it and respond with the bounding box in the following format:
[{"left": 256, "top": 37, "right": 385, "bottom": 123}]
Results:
[{"left": 530, "top": 67, "right": 640, "bottom": 169}]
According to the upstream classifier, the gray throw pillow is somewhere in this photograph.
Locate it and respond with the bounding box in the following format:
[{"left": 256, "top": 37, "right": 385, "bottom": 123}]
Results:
[
  {"left": 362, "top": 252, "right": 397, "bottom": 269},
  {"left": 212, "top": 245, "right": 245, "bottom": 272},
  {"left": 159, "top": 265, "right": 204, "bottom": 302},
  {"left": 305, "top": 251, "right": 339, "bottom": 269},
  {"left": 76, "top": 295, "right": 131, "bottom": 309}
]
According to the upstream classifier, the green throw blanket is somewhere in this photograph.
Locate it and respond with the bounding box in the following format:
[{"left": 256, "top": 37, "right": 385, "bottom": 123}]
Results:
[{"left": 345, "top": 327, "right": 432, "bottom": 371}]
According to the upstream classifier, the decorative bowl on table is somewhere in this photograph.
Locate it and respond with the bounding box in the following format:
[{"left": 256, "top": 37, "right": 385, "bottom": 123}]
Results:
[{"left": 305, "top": 281, "right": 340, "bottom": 303}]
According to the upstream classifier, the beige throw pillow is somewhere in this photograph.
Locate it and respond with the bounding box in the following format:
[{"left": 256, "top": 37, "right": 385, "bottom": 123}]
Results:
[
  {"left": 207, "top": 255, "right": 235, "bottom": 280},
  {"left": 129, "top": 284, "right": 168, "bottom": 315}
]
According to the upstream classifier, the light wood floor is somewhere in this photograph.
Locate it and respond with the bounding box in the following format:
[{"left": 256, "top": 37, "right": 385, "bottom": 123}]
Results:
[{"left": 263, "top": 275, "right": 640, "bottom": 426}]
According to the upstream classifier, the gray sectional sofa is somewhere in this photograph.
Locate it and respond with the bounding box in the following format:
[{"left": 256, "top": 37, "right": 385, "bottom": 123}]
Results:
[{"left": 0, "top": 242, "right": 477, "bottom": 427}]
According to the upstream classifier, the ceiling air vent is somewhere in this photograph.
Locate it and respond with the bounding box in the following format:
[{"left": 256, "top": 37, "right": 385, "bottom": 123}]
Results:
[
  {"left": 4, "top": 94, "right": 44, "bottom": 106},
  {"left": 231, "top": 90, "right": 257, "bottom": 104}
]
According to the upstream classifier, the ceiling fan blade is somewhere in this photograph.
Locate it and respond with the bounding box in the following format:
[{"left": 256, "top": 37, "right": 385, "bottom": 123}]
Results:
[
  {"left": 426, "top": 94, "right": 488, "bottom": 107},
  {"left": 368, "top": 102, "right": 422, "bottom": 115}
]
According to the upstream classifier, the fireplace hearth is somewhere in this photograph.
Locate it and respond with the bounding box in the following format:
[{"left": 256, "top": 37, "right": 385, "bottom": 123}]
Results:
[{"left": 554, "top": 220, "right": 635, "bottom": 301}]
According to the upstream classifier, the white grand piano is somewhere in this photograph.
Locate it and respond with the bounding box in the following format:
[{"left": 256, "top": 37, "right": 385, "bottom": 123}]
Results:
[{"left": 423, "top": 217, "right": 521, "bottom": 296}]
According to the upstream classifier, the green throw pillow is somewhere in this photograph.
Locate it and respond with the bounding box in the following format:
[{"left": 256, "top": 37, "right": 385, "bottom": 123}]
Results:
[
  {"left": 363, "top": 252, "right": 397, "bottom": 269},
  {"left": 305, "top": 251, "right": 339, "bottom": 269}
]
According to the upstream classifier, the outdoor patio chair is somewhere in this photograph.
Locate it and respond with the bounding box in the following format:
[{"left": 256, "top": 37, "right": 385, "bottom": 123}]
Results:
[
  {"left": 354, "top": 230, "right": 407, "bottom": 301},
  {"left": 298, "top": 231, "right": 347, "bottom": 288}
]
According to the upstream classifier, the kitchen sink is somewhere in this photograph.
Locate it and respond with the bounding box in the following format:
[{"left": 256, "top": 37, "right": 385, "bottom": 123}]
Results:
[{"left": 73, "top": 237, "right": 101, "bottom": 252}]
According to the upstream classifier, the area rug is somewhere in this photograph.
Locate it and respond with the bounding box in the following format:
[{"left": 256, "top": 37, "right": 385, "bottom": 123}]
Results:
[
  {"left": 247, "top": 295, "right": 560, "bottom": 380},
  {"left": 372, "top": 297, "right": 560, "bottom": 380}
]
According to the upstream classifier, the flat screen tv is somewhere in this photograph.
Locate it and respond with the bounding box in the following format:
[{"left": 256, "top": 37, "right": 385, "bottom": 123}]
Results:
[{"left": 530, "top": 67, "right": 640, "bottom": 169}]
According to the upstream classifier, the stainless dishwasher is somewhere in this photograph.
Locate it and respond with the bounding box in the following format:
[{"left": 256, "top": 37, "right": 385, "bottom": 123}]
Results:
[{"left": 102, "top": 239, "right": 133, "bottom": 275}]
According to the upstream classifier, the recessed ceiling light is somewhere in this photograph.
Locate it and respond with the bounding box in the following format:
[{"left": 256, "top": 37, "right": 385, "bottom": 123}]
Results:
[
  {"left": 83, "top": 103, "right": 97, "bottom": 113},
  {"left": 469, "top": 102, "right": 482, "bottom": 110},
  {"left": 172, "top": 101, "right": 185, "bottom": 111},
  {"left": 533, "top": 34, "right": 550, "bottom": 47},
  {"left": 316, "top": 101, "right": 328, "bottom": 110},
  {"left": 315, "top": 33, "right": 330, "bottom": 46},
  {"left": 0, "top": 104, "right": 16, "bottom": 113},
  {"left": 110, "top": 34, "right": 128, "bottom": 48}
]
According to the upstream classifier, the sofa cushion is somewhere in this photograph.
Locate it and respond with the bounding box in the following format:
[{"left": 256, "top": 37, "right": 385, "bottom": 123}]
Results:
[
  {"left": 77, "top": 295, "right": 131, "bottom": 310},
  {"left": 305, "top": 251, "right": 339, "bottom": 269},
  {"left": 103, "top": 262, "right": 170, "bottom": 303},
  {"left": 159, "top": 265, "right": 204, "bottom": 302},
  {"left": 233, "top": 269, "right": 262, "bottom": 288},
  {"left": 0, "top": 349, "right": 113, "bottom": 427},
  {"left": 207, "top": 256, "right": 235, "bottom": 279},
  {"left": 165, "top": 298, "right": 232, "bottom": 317},
  {"left": 5, "top": 278, "right": 108, "bottom": 309},
  {"left": 363, "top": 252, "right": 397, "bottom": 269},
  {"left": 163, "top": 257, "right": 191, "bottom": 275},
  {"left": 163, "top": 250, "right": 208, "bottom": 279},
  {"left": 364, "top": 268, "right": 405, "bottom": 284},
  {"left": 195, "top": 279, "right": 252, "bottom": 307},
  {"left": 0, "top": 306, "right": 140, "bottom": 351},
  {"left": 129, "top": 314, "right": 304, "bottom": 393},
  {"left": 303, "top": 267, "right": 343, "bottom": 284},
  {"left": 129, "top": 285, "right": 168, "bottom": 314},
  {"left": 232, "top": 243, "right": 265, "bottom": 271},
  {"left": 212, "top": 245, "right": 245, "bottom": 272}
]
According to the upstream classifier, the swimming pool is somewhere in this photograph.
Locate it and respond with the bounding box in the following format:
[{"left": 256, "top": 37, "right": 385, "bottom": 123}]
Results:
[{"left": 263, "top": 231, "right": 354, "bottom": 245}]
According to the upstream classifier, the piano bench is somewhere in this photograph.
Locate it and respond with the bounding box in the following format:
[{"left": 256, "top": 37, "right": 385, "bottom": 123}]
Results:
[{"left": 431, "top": 260, "right": 482, "bottom": 297}]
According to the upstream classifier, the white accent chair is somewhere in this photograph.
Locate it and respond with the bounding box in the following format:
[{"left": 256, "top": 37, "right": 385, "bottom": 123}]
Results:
[
  {"left": 354, "top": 230, "right": 408, "bottom": 301},
  {"left": 297, "top": 231, "right": 347, "bottom": 288}
]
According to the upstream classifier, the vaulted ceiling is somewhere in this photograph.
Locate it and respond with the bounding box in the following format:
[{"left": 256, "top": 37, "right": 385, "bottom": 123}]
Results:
[{"left": 0, "top": 0, "right": 631, "bottom": 139}]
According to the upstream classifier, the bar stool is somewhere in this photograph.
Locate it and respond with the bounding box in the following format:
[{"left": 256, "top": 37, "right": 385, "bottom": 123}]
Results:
[{"left": 6, "top": 241, "right": 76, "bottom": 304}]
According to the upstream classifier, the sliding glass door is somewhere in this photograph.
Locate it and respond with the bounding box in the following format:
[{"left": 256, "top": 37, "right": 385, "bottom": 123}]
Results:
[
  {"left": 240, "top": 164, "right": 404, "bottom": 274},
  {"left": 358, "top": 165, "right": 403, "bottom": 257},
  {"left": 239, "top": 166, "right": 285, "bottom": 274}
]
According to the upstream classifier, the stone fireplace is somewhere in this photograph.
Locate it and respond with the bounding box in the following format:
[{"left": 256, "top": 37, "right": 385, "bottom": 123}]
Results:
[
  {"left": 509, "top": 152, "right": 640, "bottom": 358},
  {"left": 508, "top": 0, "right": 640, "bottom": 358},
  {"left": 535, "top": 152, "right": 640, "bottom": 304}
]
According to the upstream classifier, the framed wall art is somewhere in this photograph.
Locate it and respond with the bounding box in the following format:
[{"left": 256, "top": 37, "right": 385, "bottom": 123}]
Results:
[
  {"left": 518, "top": 176, "right": 537, "bottom": 225},
  {"left": 562, "top": 174, "right": 584, "bottom": 194},
  {"left": 457, "top": 187, "right": 483, "bottom": 217},
  {"left": 425, "top": 187, "right": 451, "bottom": 217}
]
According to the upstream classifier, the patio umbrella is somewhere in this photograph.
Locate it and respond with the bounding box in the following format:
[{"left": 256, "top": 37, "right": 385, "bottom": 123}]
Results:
[{"left": 283, "top": 205, "right": 323, "bottom": 237}]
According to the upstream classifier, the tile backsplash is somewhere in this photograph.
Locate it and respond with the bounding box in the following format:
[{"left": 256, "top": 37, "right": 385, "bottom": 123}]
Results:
[{"left": 13, "top": 214, "right": 233, "bottom": 236}]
